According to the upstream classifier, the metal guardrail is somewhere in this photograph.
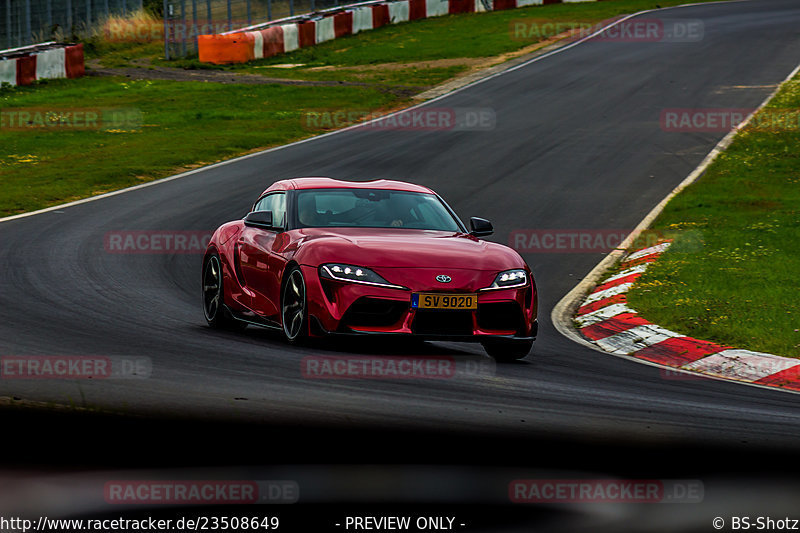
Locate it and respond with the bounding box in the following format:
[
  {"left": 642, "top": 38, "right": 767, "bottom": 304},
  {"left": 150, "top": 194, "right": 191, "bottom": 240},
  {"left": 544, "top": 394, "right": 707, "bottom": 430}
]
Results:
[
  {"left": 222, "top": 0, "right": 383, "bottom": 33},
  {"left": 0, "top": 40, "right": 57, "bottom": 59}
]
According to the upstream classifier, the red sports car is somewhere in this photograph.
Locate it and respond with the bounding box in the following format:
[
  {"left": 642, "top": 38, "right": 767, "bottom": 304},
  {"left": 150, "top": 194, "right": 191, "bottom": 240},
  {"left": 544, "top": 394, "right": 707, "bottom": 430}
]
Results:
[{"left": 202, "top": 178, "right": 538, "bottom": 360}]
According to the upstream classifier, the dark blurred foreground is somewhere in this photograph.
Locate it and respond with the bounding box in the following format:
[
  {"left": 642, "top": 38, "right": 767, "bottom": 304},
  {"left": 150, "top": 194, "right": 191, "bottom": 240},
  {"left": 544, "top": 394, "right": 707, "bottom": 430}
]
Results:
[{"left": 3, "top": 405, "right": 800, "bottom": 532}]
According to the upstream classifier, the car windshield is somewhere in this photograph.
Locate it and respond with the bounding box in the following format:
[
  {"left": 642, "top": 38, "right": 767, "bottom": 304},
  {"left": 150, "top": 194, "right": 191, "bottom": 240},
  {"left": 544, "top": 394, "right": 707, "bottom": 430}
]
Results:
[{"left": 294, "top": 188, "right": 462, "bottom": 231}]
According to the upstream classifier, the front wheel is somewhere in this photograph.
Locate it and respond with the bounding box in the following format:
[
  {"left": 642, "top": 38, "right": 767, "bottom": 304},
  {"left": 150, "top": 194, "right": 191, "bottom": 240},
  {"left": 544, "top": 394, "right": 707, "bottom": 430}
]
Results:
[
  {"left": 282, "top": 267, "right": 308, "bottom": 343},
  {"left": 202, "top": 252, "right": 245, "bottom": 330},
  {"left": 481, "top": 338, "right": 533, "bottom": 362}
]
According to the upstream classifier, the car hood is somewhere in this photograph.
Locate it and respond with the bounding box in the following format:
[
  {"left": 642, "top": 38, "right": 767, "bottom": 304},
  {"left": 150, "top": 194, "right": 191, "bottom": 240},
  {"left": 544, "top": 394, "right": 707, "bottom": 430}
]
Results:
[{"left": 294, "top": 228, "right": 525, "bottom": 271}]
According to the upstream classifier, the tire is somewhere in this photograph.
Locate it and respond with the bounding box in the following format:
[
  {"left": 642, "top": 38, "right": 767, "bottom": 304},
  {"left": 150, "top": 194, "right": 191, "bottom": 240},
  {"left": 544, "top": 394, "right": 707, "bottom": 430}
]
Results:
[
  {"left": 202, "top": 252, "right": 245, "bottom": 330},
  {"left": 281, "top": 266, "right": 308, "bottom": 344},
  {"left": 481, "top": 338, "right": 533, "bottom": 362}
]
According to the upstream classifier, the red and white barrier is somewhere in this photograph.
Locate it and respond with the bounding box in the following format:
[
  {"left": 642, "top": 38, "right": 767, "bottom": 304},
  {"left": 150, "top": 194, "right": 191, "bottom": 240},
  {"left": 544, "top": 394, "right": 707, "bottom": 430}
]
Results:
[
  {"left": 198, "top": 0, "right": 596, "bottom": 64},
  {"left": 283, "top": 24, "right": 300, "bottom": 52},
  {"left": 388, "top": 2, "right": 410, "bottom": 22},
  {"left": 426, "top": 0, "right": 450, "bottom": 18},
  {"left": 0, "top": 43, "right": 85, "bottom": 87},
  {"left": 352, "top": 6, "right": 374, "bottom": 34},
  {"left": 316, "top": 16, "right": 336, "bottom": 44},
  {"left": 0, "top": 58, "right": 16, "bottom": 85}
]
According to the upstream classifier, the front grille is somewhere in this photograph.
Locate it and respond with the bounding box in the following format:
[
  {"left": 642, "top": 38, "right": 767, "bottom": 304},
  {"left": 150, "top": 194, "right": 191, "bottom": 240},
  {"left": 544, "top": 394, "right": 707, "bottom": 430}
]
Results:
[
  {"left": 411, "top": 310, "right": 473, "bottom": 336},
  {"left": 477, "top": 302, "right": 523, "bottom": 333},
  {"left": 342, "top": 297, "right": 408, "bottom": 329}
]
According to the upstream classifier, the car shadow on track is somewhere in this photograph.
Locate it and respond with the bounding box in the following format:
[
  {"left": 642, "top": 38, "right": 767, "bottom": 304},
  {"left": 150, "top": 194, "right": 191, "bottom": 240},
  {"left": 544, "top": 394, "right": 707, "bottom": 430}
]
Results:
[{"left": 192, "top": 323, "right": 536, "bottom": 370}]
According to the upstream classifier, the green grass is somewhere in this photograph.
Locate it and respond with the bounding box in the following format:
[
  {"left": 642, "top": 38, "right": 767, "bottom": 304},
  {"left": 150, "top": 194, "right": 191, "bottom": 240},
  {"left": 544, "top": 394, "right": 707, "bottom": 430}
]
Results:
[
  {"left": 2, "top": 0, "right": 724, "bottom": 217},
  {"left": 0, "top": 77, "right": 396, "bottom": 215},
  {"left": 626, "top": 74, "right": 800, "bottom": 358},
  {"left": 241, "top": 64, "right": 469, "bottom": 87},
  {"left": 85, "top": 40, "right": 165, "bottom": 68}
]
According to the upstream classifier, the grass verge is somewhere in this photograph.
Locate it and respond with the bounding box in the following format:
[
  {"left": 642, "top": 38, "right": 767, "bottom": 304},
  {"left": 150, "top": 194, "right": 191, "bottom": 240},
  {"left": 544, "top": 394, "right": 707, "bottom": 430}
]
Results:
[
  {"left": 626, "top": 72, "right": 800, "bottom": 358},
  {"left": 0, "top": 78, "right": 396, "bottom": 216}
]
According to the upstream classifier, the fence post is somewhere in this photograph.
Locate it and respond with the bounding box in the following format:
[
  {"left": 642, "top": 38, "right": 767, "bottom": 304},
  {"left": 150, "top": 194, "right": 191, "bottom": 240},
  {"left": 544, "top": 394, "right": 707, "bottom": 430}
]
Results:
[
  {"left": 25, "top": 0, "right": 32, "bottom": 46},
  {"left": 192, "top": 0, "right": 197, "bottom": 55},
  {"left": 246, "top": 0, "right": 251, "bottom": 25},
  {"left": 180, "top": 0, "right": 186, "bottom": 57},
  {"left": 5, "top": 0, "right": 11, "bottom": 49},
  {"left": 289, "top": 0, "right": 293, "bottom": 17},
  {"left": 205, "top": 0, "right": 211, "bottom": 32},
  {"left": 310, "top": 0, "right": 315, "bottom": 12},
  {"left": 267, "top": 0, "right": 271, "bottom": 21},
  {"left": 226, "top": 0, "right": 231, "bottom": 32},
  {"left": 163, "top": 0, "right": 170, "bottom": 59},
  {"left": 46, "top": 0, "right": 53, "bottom": 31},
  {"left": 66, "top": 0, "right": 73, "bottom": 36},
  {"left": 86, "top": 0, "right": 92, "bottom": 28}
]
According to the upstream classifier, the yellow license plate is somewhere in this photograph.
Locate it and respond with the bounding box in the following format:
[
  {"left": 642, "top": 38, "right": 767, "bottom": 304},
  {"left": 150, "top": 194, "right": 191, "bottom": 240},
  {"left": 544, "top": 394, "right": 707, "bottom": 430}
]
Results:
[{"left": 413, "top": 293, "right": 477, "bottom": 310}]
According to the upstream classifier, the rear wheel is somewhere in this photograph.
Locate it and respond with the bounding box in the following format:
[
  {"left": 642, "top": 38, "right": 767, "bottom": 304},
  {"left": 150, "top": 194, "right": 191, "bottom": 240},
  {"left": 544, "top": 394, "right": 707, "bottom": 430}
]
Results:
[
  {"left": 202, "top": 252, "right": 245, "bottom": 330},
  {"left": 282, "top": 267, "right": 308, "bottom": 343},
  {"left": 481, "top": 338, "right": 533, "bottom": 362}
]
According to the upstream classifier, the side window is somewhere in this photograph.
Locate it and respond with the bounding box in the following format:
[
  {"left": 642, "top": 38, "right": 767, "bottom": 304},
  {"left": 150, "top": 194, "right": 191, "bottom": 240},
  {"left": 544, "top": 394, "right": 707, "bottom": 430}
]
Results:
[
  {"left": 253, "top": 193, "right": 286, "bottom": 228},
  {"left": 253, "top": 196, "right": 269, "bottom": 212}
]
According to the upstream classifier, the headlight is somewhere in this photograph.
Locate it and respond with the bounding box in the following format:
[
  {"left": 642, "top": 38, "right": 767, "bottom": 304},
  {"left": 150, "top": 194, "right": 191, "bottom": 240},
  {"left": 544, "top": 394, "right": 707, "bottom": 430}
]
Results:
[
  {"left": 484, "top": 269, "right": 528, "bottom": 290},
  {"left": 320, "top": 264, "right": 408, "bottom": 290}
]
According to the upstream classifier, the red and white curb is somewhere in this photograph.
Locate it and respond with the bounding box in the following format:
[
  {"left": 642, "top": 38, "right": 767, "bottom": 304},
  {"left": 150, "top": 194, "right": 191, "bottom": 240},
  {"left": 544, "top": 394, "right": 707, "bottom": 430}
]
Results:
[{"left": 574, "top": 241, "right": 800, "bottom": 392}]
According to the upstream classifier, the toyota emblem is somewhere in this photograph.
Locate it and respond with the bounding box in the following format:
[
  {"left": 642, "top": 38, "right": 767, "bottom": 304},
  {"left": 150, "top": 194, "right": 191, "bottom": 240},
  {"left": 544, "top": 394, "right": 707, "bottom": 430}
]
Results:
[{"left": 435, "top": 275, "right": 452, "bottom": 283}]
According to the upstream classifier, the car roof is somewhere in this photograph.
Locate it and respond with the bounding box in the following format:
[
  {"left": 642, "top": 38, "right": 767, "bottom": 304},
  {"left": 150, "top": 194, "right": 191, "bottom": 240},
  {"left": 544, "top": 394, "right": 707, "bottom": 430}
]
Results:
[{"left": 259, "top": 177, "right": 436, "bottom": 197}]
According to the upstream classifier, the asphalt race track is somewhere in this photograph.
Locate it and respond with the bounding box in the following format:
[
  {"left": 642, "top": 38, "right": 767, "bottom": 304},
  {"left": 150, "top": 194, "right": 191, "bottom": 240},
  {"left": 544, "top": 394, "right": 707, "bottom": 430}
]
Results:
[{"left": 3, "top": 1, "right": 800, "bottom": 527}]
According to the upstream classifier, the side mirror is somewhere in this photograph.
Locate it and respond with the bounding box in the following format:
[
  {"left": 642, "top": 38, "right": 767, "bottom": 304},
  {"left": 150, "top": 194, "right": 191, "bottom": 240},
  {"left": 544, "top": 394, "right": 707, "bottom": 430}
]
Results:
[
  {"left": 244, "top": 210, "right": 276, "bottom": 229},
  {"left": 469, "top": 217, "right": 493, "bottom": 237}
]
